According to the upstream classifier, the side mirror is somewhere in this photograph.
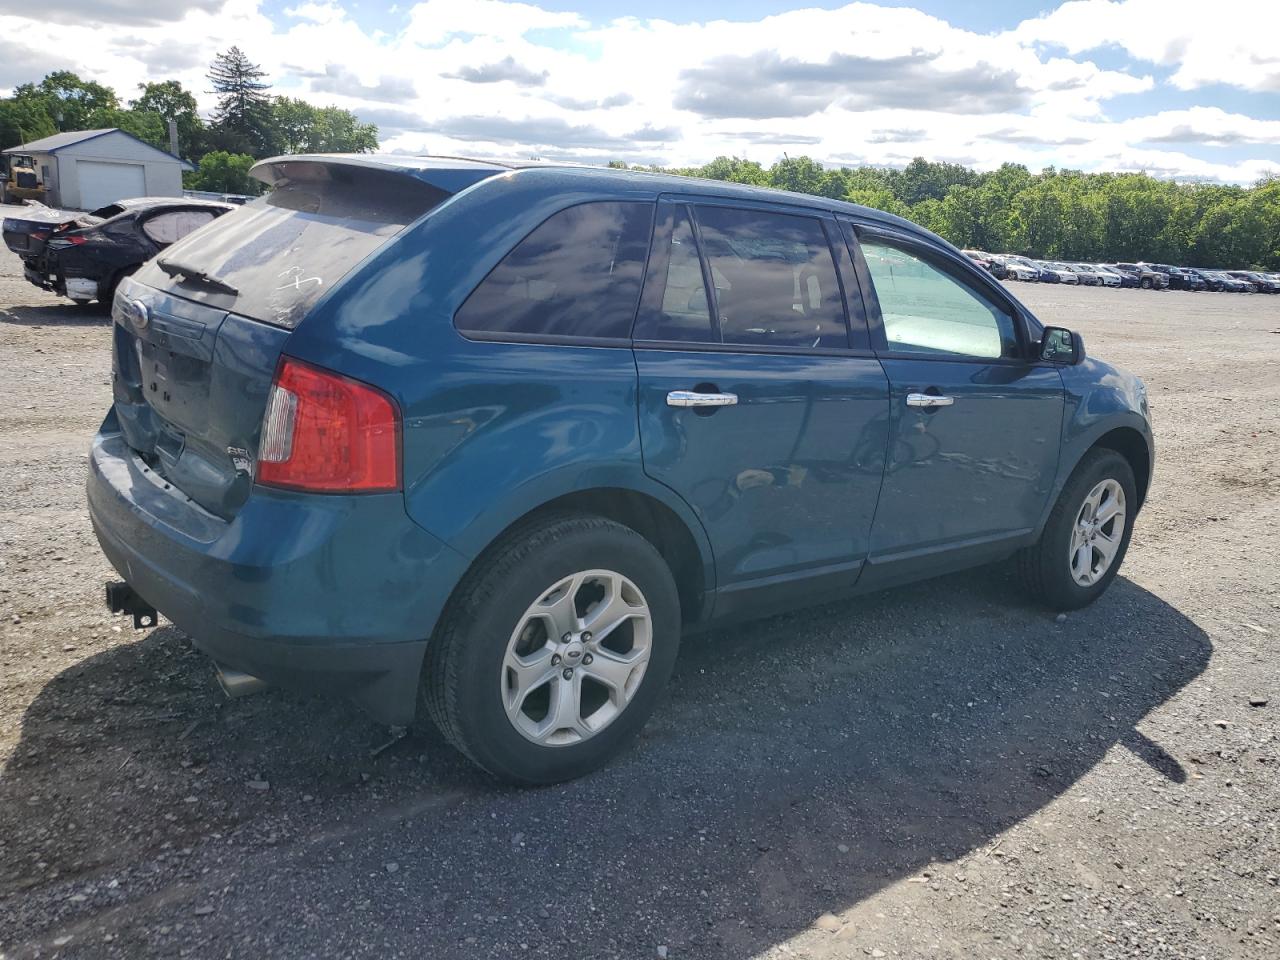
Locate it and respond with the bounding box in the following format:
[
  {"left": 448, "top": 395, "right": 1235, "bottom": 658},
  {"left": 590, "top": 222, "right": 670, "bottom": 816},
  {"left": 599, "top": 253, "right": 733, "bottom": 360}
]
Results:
[{"left": 1040, "top": 326, "right": 1084, "bottom": 364}]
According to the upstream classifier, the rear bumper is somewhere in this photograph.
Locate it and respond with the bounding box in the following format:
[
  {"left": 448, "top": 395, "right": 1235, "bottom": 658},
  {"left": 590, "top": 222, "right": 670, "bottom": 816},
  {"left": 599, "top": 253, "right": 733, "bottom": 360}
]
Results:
[
  {"left": 87, "top": 417, "right": 469, "bottom": 724},
  {"left": 23, "top": 263, "right": 55, "bottom": 291},
  {"left": 64, "top": 276, "right": 98, "bottom": 300}
]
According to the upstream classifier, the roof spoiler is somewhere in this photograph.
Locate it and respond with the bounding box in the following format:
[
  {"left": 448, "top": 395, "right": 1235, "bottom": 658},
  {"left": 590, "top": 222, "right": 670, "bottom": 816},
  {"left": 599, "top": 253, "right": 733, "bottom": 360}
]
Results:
[{"left": 250, "top": 154, "right": 511, "bottom": 195}]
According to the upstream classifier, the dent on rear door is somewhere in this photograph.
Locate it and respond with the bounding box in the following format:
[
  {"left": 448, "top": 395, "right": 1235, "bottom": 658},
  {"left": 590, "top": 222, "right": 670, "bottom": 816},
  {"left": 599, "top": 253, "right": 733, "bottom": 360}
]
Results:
[{"left": 635, "top": 350, "right": 890, "bottom": 583}]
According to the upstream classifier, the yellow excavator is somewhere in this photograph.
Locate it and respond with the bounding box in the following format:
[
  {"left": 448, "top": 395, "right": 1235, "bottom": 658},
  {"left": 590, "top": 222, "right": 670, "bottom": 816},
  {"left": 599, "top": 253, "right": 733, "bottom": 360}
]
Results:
[{"left": 1, "top": 154, "right": 46, "bottom": 204}]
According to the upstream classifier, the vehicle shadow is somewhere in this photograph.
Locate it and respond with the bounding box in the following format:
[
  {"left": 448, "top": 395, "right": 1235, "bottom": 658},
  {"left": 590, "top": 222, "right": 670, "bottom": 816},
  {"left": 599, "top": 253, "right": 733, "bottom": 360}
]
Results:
[
  {"left": 0, "top": 302, "right": 108, "bottom": 326},
  {"left": 0, "top": 568, "right": 1209, "bottom": 957}
]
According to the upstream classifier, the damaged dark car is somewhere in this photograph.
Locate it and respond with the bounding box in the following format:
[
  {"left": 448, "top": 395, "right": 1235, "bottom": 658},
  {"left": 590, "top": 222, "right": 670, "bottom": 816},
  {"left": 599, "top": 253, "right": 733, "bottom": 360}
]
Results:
[{"left": 6, "top": 197, "right": 232, "bottom": 307}]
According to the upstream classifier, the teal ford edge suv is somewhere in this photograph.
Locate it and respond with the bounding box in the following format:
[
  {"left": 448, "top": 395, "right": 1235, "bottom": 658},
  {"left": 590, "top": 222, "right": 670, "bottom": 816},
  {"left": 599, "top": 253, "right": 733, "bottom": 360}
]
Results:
[{"left": 89, "top": 155, "right": 1153, "bottom": 783}]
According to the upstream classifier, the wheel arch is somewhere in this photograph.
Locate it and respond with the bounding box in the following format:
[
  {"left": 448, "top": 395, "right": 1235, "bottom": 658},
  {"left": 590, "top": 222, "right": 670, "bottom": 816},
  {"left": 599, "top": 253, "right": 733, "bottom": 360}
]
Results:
[
  {"left": 101, "top": 263, "right": 138, "bottom": 306},
  {"left": 447, "top": 484, "right": 715, "bottom": 627},
  {"left": 1090, "top": 426, "right": 1152, "bottom": 509},
  {"left": 1034, "top": 412, "right": 1153, "bottom": 541}
]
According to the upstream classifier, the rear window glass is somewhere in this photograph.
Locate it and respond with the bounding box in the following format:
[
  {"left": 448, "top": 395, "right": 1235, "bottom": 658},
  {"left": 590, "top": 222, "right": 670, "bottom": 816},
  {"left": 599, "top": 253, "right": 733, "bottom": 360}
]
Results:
[
  {"left": 134, "top": 168, "right": 447, "bottom": 328},
  {"left": 455, "top": 201, "right": 654, "bottom": 341}
]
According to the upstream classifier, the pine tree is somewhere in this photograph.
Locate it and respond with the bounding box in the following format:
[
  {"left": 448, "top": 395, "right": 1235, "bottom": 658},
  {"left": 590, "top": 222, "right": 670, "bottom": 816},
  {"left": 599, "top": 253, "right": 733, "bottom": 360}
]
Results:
[{"left": 207, "top": 47, "right": 274, "bottom": 156}]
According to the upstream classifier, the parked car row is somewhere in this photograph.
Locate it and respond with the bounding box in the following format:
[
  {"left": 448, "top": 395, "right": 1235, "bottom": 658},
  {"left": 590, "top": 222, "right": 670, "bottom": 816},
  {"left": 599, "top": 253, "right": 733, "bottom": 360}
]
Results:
[
  {"left": 2, "top": 197, "right": 233, "bottom": 307},
  {"left": 962, "top": 249, "right": 1280, "bottom": 293}
]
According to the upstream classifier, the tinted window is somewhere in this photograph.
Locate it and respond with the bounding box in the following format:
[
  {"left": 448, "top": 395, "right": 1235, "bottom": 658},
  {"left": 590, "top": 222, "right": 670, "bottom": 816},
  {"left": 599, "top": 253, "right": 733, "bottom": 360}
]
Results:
[
  {"left": 861, "top": 238, "right": 1018, "bottom": 359},
  {"left": 456, "top": 201, "right": 654, "bottom": 341},
  {"left": 646, "top": 207, "right": 714, "bottom": 342},
  {"left": 134, "top": 167, "right": 448, "bottom": 328},
  {"left": 695, "top": 206, "right": 847, "bottom": 349},
  {"left": 141, "top": 209, "right": 219, "bottom": 245}
]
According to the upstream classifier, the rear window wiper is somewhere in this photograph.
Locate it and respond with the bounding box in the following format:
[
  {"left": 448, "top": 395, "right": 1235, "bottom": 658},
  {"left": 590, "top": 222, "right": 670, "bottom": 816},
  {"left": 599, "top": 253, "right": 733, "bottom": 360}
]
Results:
[{"left": 157, "top": 258, "right": 239, "bottom": 296}]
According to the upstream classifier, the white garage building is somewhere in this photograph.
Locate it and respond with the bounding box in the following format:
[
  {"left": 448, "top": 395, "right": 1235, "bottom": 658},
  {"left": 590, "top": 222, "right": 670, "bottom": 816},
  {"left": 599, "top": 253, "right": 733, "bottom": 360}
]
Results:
[{"left": 2, "top": 128, "right": 192, "bottom": 211}]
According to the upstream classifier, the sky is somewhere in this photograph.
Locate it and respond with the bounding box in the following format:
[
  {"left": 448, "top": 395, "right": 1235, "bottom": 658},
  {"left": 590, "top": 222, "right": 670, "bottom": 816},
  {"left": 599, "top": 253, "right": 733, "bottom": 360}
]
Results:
[{"left": 2, "top": 0, "right": 1278, "bottom": 183}]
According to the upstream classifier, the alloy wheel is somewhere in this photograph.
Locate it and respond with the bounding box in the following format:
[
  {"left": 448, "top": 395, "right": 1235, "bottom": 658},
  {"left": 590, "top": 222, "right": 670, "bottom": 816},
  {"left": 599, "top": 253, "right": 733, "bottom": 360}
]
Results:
[
  {"left": 1068, "top": 478, "right": 1126, "bottom": 586},
  {"left": 500, "top": 570, "right": 653, "bottom": 746}
]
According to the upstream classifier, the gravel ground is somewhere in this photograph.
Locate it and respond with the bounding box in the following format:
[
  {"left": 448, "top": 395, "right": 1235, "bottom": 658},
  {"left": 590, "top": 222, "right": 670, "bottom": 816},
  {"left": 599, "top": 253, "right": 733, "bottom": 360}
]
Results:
[{"left": 1, "top": 255, "right": 1277, "bottom": 960}]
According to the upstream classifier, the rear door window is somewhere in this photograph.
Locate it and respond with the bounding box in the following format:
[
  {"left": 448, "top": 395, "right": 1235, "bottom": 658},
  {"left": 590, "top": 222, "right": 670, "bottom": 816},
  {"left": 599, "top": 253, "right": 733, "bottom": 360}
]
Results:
[
  {"left": 140, "top": 209, "right": 219, "bottom": 245},
  {"left": 134, "top": 167, "right": 449, "bottom": 328},
  {"left": 102, "top": 219, "right": 136, "bottom": 240},
  {"left": 636, "top": 204, "right": 850, "bottom": 350},
  {"left": 454, "top": 201, "right": 654, "bottom": 341},
  {"left": 648, "top": 206, "right": 715, "bottom": 342},
  {"left": 693, "top": 205, "right": 848, "bottom": 350}
]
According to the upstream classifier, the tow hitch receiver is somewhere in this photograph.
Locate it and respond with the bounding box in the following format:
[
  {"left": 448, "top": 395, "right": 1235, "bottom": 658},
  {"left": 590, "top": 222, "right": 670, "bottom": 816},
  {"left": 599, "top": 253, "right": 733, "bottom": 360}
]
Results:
[{"left": 105, "top": 580, "right": 159, "bottom": 629}]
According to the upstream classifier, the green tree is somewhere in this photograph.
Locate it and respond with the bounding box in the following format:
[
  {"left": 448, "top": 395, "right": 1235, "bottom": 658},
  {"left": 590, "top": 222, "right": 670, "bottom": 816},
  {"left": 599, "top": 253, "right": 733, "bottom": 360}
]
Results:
[
  {"left": 86, "top": 107, "right": 167, "bottom": 150},
  {"left": 696, "top": 156, "right": 769, "bottom": 186},
  {"left": 11, "top": 70, "right": 118, "bottom": 132},
  {"left": 0, "top": 97, "right": 57, "bottom": 150},
  {"left": 633, "top": 153, "right": 1279, "bottom": 270},
  {"left": 844, "top": 184, "right": 908, "bottom": 218},
  {"left": 269, "top": 97, "right": 379, "bottom": 154},
  {"left": 308, "top": 105, "right": 378, "bottom": 153},
  {"left": 909, "top": 197, "right": 945, "bottom": 236},
  {"left": 207, "top": 47, "right": 274, "bottom": 156},
  {"left": 892, "top": 157, "right": 979, "bottom": 205},
  {"left": 184, "top": 150, "right": 260, "bottom": 194},
  {"left": 270, "top": 97, "right": 315, "bottom": 154},
  {"left": 1006, "top": 175, "right": 1065, "bottom": 258},
  {"left": 841, "top": 167, "right": 909, "bottom": 217},
  {"left": 769, "top": 156, "right": 832, "bottom": 196},
  {"left": 132, "top": 80, "right": 205, "bottom": 158},
  {"left": 934, "top": 185, "right": 984, "bottom": 247},
  {"left": 1251, "top": 176, "right": 1280, "bottom": 267}
]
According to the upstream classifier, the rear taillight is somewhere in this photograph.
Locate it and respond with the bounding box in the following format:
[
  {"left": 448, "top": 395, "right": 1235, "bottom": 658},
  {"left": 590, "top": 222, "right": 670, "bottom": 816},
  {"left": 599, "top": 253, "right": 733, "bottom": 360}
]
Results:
[
  {"left": 62, "top": 234, "right": 89, "bottom": 245},
  {"left": 256, "top": 357, "right": 400, "bottom": 493}
]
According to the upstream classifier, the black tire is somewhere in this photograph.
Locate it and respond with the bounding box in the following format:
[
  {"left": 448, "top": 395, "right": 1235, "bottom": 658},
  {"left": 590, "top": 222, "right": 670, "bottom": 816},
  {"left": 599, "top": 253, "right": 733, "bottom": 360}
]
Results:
[
  {"left": 421, "top": 514, "right": 681, "bottom": 785},
  {"left": 1017, "top": 449, "right": 1137, "bottom": 611},
  {"left": 96, "top": 268, "right": 135, "bottom": 313},
  {"left": 1140, "top": 277, "right": 1153, "bottom": 289}
]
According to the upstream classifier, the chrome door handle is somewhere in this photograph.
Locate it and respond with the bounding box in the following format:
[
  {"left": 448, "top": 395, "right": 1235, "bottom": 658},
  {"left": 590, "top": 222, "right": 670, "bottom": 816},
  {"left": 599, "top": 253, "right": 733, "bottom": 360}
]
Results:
[
  {"left": 906, "top": 392, "right": 955, "bottom": 408},
  {"left": 667, "top": 390, "right": 738, "bottom": 408}
]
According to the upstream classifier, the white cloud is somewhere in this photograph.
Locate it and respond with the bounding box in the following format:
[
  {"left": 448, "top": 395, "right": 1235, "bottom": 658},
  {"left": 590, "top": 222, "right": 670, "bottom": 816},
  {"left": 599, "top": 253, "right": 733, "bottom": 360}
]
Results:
[
  {"left": 402, "top": 0, "right": 586, "bottom": 45},
  {"left": 0, "top": 0, "right": 226, "bottom": 27},
  {"left": 1013, "top": 0, "right": 1280, "bottom": 93},
  {"left": 284, "top": 2, "right": 347, "bottom": 26},
  {"left": 1125, "top": 107, "right": 1280, "bottom": 146},
  {"left": 0, "top": 0, "right": 1275, "bottom": 183}
]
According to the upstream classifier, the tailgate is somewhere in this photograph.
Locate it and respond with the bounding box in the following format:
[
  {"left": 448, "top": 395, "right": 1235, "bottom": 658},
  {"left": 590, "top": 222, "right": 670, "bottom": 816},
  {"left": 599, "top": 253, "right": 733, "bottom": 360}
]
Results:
[
  {"left": 111, "top": 276, "right": 290, "bottom": 519},
  {"left": 109, "top": 158, "right": 472, "bottom": 517}
]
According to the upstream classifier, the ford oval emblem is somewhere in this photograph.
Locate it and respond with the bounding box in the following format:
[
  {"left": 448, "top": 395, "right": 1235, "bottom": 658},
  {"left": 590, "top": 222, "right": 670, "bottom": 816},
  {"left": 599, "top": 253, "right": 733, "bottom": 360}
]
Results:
[{"left": 127, "top": 299, "right": 150, "bottom": 330}]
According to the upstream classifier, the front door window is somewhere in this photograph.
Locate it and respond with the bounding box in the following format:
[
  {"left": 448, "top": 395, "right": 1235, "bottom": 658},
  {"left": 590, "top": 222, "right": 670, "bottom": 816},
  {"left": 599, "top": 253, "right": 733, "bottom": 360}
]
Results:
[{"left": 860, "top": 238, "right": 1019, "bottom": 359}]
